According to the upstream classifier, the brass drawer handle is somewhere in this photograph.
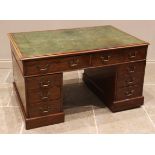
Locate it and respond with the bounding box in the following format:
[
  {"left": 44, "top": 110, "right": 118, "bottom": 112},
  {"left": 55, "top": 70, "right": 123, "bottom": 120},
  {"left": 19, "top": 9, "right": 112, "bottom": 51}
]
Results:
[
  {"left": 40, "top": 106, "right": 50, "bottom": 114},
  {"left": 41, "top": 96, "right": 49, "bottom": 101},
  {"left": 100, "top": 55, "right": 111, "bottom": 63},
  {"left": 125, "top": 89, "right": 134, "bottom": 97},
  {"left": 40, "top": 92, "right": 49, "bottom": 101},
  {"left": 70, "top": 58, "right": 79, "bottom": 67},
  {"left": 128, "top": 65, "right": 135, "bottom": 73},
  {"left": 129, "top": 51, "right": 136, "bottom": 59},
  {"left": 37, "top": 64, "right": 50, "bottom": 72},
  {"left": 125, "top": 77, "right": 135, "bottom": 85},
  {"left": 42, "top": 110, "right": 49, "bottom": 114},
  {"left": 40, "top": 80, "right": 51, "bottom": 88}
]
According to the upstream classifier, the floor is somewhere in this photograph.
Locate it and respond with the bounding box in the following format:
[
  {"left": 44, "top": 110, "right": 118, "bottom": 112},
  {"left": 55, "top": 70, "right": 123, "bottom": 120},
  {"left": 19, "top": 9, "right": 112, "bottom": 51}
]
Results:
[{"left": 0, "top": 67, "right": 155, "bottom": 134}]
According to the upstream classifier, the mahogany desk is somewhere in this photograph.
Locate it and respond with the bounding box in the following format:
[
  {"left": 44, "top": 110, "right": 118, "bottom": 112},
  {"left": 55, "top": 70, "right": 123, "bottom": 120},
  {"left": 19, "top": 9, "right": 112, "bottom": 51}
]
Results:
[{"left": 8, "top": 25, "right": 149, "bottom": 129}]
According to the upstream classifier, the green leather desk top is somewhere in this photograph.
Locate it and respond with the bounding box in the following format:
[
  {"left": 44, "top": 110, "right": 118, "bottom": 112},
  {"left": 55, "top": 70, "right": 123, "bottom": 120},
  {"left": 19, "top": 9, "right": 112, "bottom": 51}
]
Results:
[{"left": 10, "top": 25, "right": 148, "bottom": 59}]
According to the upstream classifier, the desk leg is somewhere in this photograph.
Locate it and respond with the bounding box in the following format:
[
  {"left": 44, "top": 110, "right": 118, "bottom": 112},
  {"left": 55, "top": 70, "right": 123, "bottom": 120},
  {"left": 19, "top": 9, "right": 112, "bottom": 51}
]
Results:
[{"left": 83, "top": 62, "right": 145, "bottom": 112}]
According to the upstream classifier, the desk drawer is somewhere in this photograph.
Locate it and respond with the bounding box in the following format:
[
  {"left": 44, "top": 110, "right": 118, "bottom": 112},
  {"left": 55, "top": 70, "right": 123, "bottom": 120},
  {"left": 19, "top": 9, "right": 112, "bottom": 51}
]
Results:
[
  {"left": 28, "top": 100, "right": 62, "bottom": 117},
  {"left": 116, "top": 61, "right": 146, "bottom": 79},
  {"left": 116, "top": 74, "right": 144, "bottom": 88},
  {"left": 24, "top": 55, "right": 90, "bottom": 76},
  {"left": 91, "top": 50, "right": 124, "bottom": 66},
  {"left": 123, "top": 46, "right": 147, "bottom": 62},
  {"left": 116, "top": 85, "right": 143, "bottom": 101},
  {"left": 116, "top": 61, "right": 145, "bottom": 88},
  {"left": 27, "top": 86, "right": 61, "bottom": 104},
  {"left": 91, "top": 47, "right": 147, "bottom": 67},
  {"left": 26, "top": 73, "right": 62, "bottom": 90}
]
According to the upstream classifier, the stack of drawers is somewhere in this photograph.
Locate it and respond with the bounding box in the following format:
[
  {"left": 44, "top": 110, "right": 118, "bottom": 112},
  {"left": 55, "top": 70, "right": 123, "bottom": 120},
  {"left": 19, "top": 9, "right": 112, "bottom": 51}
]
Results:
[
  {"left": 25, "top": 73, "right": 63, "bottom": 118},
  {"left": 12, "top": 53, "right": 66, "bottom": 129},
  {"left": 116, "top": 61, "right": 146, "bottom": 101}
]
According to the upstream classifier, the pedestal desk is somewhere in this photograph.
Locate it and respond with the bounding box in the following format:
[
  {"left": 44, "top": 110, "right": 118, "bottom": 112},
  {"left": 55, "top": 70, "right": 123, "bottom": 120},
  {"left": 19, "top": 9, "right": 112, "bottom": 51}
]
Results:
[{"left": 8, "top": 25, "right": 149, "bottom": 129}]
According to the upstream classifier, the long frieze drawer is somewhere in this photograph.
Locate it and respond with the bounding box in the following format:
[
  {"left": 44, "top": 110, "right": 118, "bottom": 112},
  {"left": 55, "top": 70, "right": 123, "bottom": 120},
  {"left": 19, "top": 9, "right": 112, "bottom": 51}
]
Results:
[
  {"left": 116, "top": 61, "right": 146, "bottom": 79},
  {"left": 24, "top": 55, "right": 90, "bottom": 76},
  {"left": 27, "top": 86, "right": 61, "bottom": 104},
  {"left": 91, "top": 46, "right": 147, "bottom": 67},
  {"left": 26, "top": 73, "right": 62, "bottom": 90},
  {"left": 116, "top": 85, "right": 143, "bottom": 101},
  {"left": 28, "top": 100, "right": 62, "bottom": 117}
]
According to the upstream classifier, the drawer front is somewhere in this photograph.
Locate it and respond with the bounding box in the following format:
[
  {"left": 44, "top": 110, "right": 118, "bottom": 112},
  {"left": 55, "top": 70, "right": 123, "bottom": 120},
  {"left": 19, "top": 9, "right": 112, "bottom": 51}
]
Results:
[
  {"left": 26, "top": 73, "right": 62, "bottom": 90},
  {"left": 28, "top": 100, "right": 62, "bottom": 117},
  {"left": 24, "top": 55, "right": 90, "bottom": 76},
  {"left": 91, "top": 50, "right": 124, "bottom": 67},
  {"left": 116, "top": 85, "right": 143, "bottom": 101},
  {"left": 117, "top": 61, "right": 146, "bottom": 79},
  {"left": 116, "top": 73, "right": 144, "bottom": 88},
  {"left": 123, "top": 46, "right": 147, "bottom": 62},
  {"left": 27, "top": 86, "right": 61, "bottom": 104},
  {"left": 91, "top": 46, "right": 147, "bottom": 67}
]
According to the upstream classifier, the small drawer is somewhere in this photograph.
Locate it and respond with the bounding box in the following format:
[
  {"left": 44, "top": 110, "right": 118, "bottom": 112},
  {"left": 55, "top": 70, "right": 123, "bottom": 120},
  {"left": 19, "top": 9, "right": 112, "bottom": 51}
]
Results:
[
  {"left": 26, "top": 73, "right": 62, "bottom": 90},
  {"left": 27, "top": 86, "right": 61, "bottom": 104},
  {"left": 116, "top": 85, "right": 143, "bottom": 101},
  {"left": 116, "top": 73, "right": 144, "bottom": 88},
  {"left": 124, "top": 46, "right": 147, "bottom": 62},
  {"left": 28, "top": 100, "right": 62, "bottom": 117},
  {"left": 91, "top": 49, "right": 124, "bottom": 67},
  {"left": 24, "top": 55, "right": 90, "bottom": 76},
  {"left": 117, "top": 61, "right": 146, "bottom": 79}
]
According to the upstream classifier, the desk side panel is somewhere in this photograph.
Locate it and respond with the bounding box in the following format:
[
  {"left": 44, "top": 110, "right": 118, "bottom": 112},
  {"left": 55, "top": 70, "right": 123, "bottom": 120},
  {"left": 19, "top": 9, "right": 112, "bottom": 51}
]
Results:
[
  {"left": 12, "top": 53, "right": 27, "bottom": 115},
  {"left": 10, "top": 42, "right": 24, "bottom": 74}
]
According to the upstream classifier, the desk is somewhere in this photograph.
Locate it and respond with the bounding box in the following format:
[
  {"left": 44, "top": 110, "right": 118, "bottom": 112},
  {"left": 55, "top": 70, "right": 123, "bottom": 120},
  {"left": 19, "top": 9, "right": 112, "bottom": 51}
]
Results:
[{"left": 8, "top": 25, "right": 149, "bottom": 129}]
